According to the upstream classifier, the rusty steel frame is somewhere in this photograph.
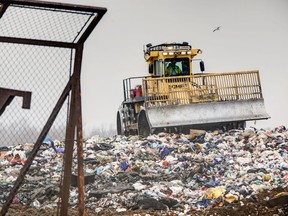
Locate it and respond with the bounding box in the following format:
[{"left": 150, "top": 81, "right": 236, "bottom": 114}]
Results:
[{"left": 0, "top": 1, "right": 107, "bottom": 216}]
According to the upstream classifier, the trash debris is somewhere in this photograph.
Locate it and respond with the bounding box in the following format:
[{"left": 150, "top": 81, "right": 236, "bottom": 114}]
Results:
[{"left": 1, "top": 125, "right": 288, "bottom": 215}]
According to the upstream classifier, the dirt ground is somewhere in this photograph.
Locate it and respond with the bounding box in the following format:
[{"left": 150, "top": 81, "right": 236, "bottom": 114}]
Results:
[{"left": 3, "top": 187, "right": 288, "bottom": 216}]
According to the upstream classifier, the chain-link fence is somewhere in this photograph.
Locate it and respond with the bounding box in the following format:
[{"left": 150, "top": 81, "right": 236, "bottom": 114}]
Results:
[
  {"left": 0, "top": 43, "right": 72, "bottom": 145},
  {"left": 0, "top": 1, "right": 106, "bottom": 215}
]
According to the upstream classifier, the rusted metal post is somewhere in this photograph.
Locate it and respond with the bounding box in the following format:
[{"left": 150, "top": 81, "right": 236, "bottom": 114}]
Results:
[
  {"left": 60, "top": 81, "right": 77, "bottom": 215},
  {"left": 60, "top": 44, "right": 85, "bottom": 216},
  {"left": 75, "top": 44, "right": 85, "bottom": 216},
  {"left": 76, "top": 78, "right": 85, "bottom": 216}
]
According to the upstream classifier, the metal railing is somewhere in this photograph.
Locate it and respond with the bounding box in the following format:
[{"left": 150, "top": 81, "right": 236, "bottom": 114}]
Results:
[
  {"left": 122, "top": 76, "right": 147, "bottom": 101},
  {"left": 143, "top": 70, "right": 263, "bottom": 107}
]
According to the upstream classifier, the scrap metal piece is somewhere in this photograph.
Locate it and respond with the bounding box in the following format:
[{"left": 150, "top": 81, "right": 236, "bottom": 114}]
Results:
[{"left": 0, "top": 87, "right": 32, "bottom": 116}]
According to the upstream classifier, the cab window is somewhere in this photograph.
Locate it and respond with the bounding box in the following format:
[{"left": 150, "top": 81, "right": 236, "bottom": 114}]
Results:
[{"left": 164, "top": 58, "right": 190, "bottom": 76}]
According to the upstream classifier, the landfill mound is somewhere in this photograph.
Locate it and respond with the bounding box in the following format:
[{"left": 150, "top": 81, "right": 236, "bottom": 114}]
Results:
[{"left": 1, "top": 125, "right": 288, "bottom": 216}]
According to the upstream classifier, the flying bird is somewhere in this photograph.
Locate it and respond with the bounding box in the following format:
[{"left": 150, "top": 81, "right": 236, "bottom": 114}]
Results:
[{"left": 213, "top": 26, "right": 221, "bottom": 32}]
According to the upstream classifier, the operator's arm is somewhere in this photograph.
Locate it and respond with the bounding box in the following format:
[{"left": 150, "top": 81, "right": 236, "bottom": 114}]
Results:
[{"left": 165, "top": 66, "right": 170, "bottom": 76}]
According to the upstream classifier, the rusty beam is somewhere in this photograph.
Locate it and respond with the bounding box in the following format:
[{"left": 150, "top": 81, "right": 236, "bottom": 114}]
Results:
[
  {"left": 0, "top": 36, "right": 77, "bottom": 48},
  {"left": 78, "top": 8, "right": 107, "bottom": 44},
  {"left": 60, "top": 43, "right": 84, "bottom": 216},
  {"left": 77, "top": 115, "right": 85, "bottom": 215},
  {"left": 60, "top": 81, "right": 77, "bottom": 216},
  {"left": 75, "top": 44, "right": 85, "bottom": 216}
]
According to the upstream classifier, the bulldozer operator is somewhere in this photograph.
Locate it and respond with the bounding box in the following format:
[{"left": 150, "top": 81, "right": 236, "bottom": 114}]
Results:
[{"left": 165, "top": 59, "right": 182, "bottom": 76}]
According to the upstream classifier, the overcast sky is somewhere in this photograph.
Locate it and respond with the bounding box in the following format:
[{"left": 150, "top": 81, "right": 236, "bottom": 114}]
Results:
[{"left": 52, "top": 0, "right": 288, "bottom": 134}]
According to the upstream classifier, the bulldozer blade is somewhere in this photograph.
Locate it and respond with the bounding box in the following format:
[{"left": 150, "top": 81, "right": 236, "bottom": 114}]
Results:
[{"left": 146, "top": 99, "right": 270, "bottom": 129}]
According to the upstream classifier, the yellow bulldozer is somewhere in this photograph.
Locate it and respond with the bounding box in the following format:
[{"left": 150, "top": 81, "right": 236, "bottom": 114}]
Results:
[{"left": 117, "top": 42, "right": 270, "bottom": 136}]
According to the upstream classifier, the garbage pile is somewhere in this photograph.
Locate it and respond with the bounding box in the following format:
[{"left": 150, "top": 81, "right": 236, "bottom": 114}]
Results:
[{"left": 0, "top": 125, "right": 288, "bottom": 215}]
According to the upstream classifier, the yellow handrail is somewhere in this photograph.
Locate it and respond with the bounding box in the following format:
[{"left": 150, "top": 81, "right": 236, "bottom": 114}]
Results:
[{"left": 142, "top": 70, "right": 262, "bottom": 107}]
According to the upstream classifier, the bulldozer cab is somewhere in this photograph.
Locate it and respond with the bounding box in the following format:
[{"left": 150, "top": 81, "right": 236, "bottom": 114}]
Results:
[{"left": 145, "top": 42, "right": 203, "bottom": 78}]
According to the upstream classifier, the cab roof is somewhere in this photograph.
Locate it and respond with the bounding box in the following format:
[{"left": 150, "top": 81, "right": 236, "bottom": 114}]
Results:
[{"left": 145, "top": 42, "right": 192, "bottom": 54}]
